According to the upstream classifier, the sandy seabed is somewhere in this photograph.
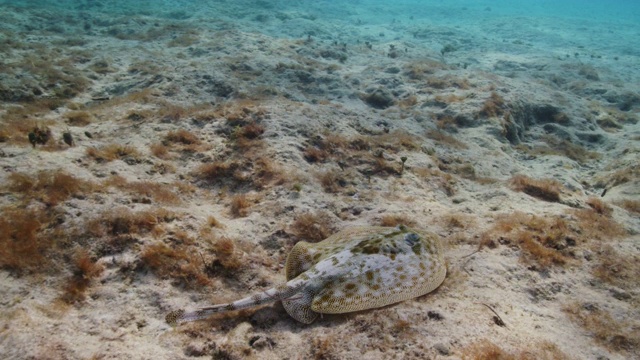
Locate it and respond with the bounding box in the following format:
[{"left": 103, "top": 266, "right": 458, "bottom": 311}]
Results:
[{"left": 0, "top": 1, "right": 639, "bottom": 359}]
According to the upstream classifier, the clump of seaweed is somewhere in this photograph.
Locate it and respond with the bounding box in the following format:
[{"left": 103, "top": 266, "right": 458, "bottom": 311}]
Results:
[
  {"left": 434, "top": 95, "right": 466, "bottom": 109},
  {"left": 165, "top": 129, "right": 201, "bottom": 145},
  {"left": 86, "top": 144, "right": 141, "bottom": 163},
  {"left": 541, "top": 135, "right": 601, "bottom": 164},
  {"left": 236, "top": 121, "right": 265, "bottom": 140},
  {"left": 480, "top": 204, "right": 628, "bottom": 271},
  {"left": 86, "top": 207, "right": 177, "bottom": 238},
  {"left": 461, "top": 339, "right": 570, "bottom": 360},
  {"left": 563, "top": 302, "right": 639, "bottom": 355},
  {"left": 205, "top": 215, "right": 225, "bottom": 229},
  {"left": 0, "top": 128, "right": 9, "bottom": 143},
  {"left": 440, "top": 213, "right": 476, "bottom": 231},
  {"left": 7, "top": 170, "right": 95, "bottom": 206},
  {"left": 140, "top": 242, "right": 210, "bottom": 288},
  {"left": 434, "top": 156, "right": 478, "bottom": 181},
  {"left": 211, "top": 237, "right": 243, "bottom": 271},
  {"left": 0, "top": 100, "right": 60, "bottom": 145},
  {"left": 478, "top": 92, "right": 506, "bottom": 118},
  {"left": 290, "top": 211, "right": 335, "bottom": 243},
  {"left": 593, "top": 164, "right": 638, "bottom": 189},
  {"left": 585, "top": 197, "right": 612, "bottom": 216},
  {"left": 413, "top": 167, "right": 457, "bottom": 196},
  {"left": 425, "top": 129, "right": 468, "bottom": 149},
  {"left": 403, "top": 60, "right": 448, "bottom": 81},
  {"left": 309, "top": 334, "right": 340, "bottom": 360},
  {"left": 515, "top": 135, "right": 601, "bottom": 164},
  {"left": 229, "top": 194, "right": 251, "bottom": 218},
  {"left": 196, "top": 160, "right": 243, "bottom": 185},
  {"left": 316, "top": 168, "right": 348, "bottom": 193},
  {"left": 195, "top": 155, "right": 282, "bottom": 191},
  {"left": 103, "top": 176, "right": 183, "bottom": 205},
  {"left": 0, "top": 208, "right": 52, "bottom": 273},
  {"left": 17, "top": 53, "right": 90, "bottom": 99},
  {"left": 250, "top": 157, "right": 283, "bottom": 188},
  {"left": 65, "top": 111, "right": 92, "bottom": 126},
  {"left": 509, "top": 174, "right": 562, "bottom": 202},
  {"left": 615, "top": 199, "right": 640, "bottom": 214},
  {"left": 60, "top": 250, "right": 104, "bottom": 304},
  {"left": 371, "top": 156, "right": 400, "bottom": 176},
  {"left": 569, "top": 207, "right": 627, "bottom": 241},
  {"left": 303, "top": 146, "right": 328, "bottom": 163},
  {"left": 426, "top": 76, "right": 470, "bottom": 90},
  {"left": 149, "top": 143, "right": 170, "bottom": 159},
  {"left": 591, "top": 245, "right": 640, "bottom": 292},
  {"left": 378, "top": 214, "right": 416, "bottom": 227},
  {"left": 480, "top": 212, "right": 573, "bottom": 269},
  {"left": 303, "top": 130, "right": 420, "bottom": 167}
]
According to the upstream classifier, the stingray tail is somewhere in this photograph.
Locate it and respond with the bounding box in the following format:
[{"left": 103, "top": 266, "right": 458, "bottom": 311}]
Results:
[{"left": 166, "top": 279, "right": 306, "bottom": 326}]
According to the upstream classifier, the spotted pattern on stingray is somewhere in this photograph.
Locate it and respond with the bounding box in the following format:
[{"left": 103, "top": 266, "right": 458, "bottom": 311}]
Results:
[{"left": 165, "top": 225, "right": 446, "bottom": 325}]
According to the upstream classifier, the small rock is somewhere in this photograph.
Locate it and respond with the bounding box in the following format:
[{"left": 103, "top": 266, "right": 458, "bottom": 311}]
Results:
[
  {"left": 249, "top": 335, "right": 276, "bottom": 350},
  {"left": 427, "top": 310, "right": 444, "bottom": 321},
  {"left": 610, "top": 288, "right": 631, "bottom": 301},
  {"left": 434, "top": 343, "right": 450, "bottom": 355},
  {"left": 184, "top": 343, "right": 207, "bottom": 357},
  {"left": 250, "top": 306, "right": 282, "bottom": 328},
  {"left": 363, "top": 88, "right": 395, "bottom": 109}
]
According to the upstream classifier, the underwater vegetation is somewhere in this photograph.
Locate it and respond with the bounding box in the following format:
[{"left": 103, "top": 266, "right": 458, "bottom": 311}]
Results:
[
  {"left": 378, "top": 214, "right": 417, "bottom": 228},
  {"left": 60, "top": 250, "right": 104, "bottom": 304},
  {"left": 102, "top": 175, "right": 184, "bottom": 205},
  {"left": 479, "top": 205, "right": 628, "bottom": 271},
  {"left": 290, "top": 211, "right": 335, "bottom": 243},
  {"left": 0, "top": 208, "right": 53, "bottom": 273},
  {"left": 515, "top": 135, "right": 601, "bottom": 165},
  {"left": 86, "top": 144, "right": 142, "bottom": 163},
  {"left": 480, "top": 212, "right": 572, "bottom": 269},
  {"left": 165, "top": 129, "right": 201, "bottom": 146},
  {"left": 461, "top": 339, "right": 571, "bottom": 360},
  {"left": 563, "top": 302, "right": 639, "bottom": 353},
  {"left": 229, "top": 193, "right": 251, "bottom": 218},
  {"left": 64, "top": 110, "right": 93, "bottom": 126},
  {"left": 140, "top": 242, "right": 210, "bottom": 289},
  {"left": 8, "top": 170, "right": 95, "bottom": 206},
  {"left": 509, "top": 175, "right": 562, "bottom": 202}
]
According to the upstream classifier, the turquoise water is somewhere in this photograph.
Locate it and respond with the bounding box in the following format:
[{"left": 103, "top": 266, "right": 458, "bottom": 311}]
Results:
[
  {"left": 2, "top": 0, "right": 639, "bottom": 20},
  {"left": 2, "top": 0, "right": 638, "bottom": 53},
  {"left": 2, "top": 1, "right": 639, "bottom": 28},
  {"left": 1, "top": 0, "right": 638, "bottom": 107},
  {"left": 1, "top": 0, "right": 638, "bottom": 124}
]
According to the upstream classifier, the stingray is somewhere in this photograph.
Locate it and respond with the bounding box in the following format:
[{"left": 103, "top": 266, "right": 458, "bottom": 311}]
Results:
[{"left": 166, "top": 225, "right": 446, "bottom": 325}]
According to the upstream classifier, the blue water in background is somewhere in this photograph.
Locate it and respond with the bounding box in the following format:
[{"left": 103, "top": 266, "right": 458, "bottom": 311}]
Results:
[
  {"left": 2, "top": 0, "right": 639, "bottom": 25},
  {"left": 2, "top": 0, "right": 638, "bottom": 48},
  {"left": 1, "top": 0, "right": 638, "bottom": 84}
]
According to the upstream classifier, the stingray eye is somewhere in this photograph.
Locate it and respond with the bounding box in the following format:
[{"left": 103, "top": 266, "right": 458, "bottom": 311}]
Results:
[{"left": 404, "top": 233, "right": 420, "bottom": 246}]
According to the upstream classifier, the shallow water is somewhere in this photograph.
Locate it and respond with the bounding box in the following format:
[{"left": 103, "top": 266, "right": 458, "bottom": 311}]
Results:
[{"left": 0, "top": 1, "right": 638, "bottom": 359}]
